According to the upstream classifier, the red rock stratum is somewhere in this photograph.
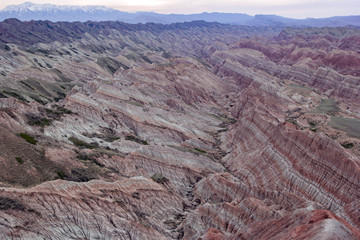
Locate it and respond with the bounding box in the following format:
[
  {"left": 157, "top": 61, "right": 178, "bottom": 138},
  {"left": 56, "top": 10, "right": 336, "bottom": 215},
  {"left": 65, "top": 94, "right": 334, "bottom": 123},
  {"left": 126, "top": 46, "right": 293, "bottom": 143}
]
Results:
[{"left": 0, "top": 21, "right": 359, "bottom": 239}]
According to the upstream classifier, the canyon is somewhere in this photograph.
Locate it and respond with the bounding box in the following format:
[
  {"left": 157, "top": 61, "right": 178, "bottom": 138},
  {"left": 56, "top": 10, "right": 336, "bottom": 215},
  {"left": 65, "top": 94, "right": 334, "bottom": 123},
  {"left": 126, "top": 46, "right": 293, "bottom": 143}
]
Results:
[{"left": 0, "top": 20, "right": 359, "bottom": 239}]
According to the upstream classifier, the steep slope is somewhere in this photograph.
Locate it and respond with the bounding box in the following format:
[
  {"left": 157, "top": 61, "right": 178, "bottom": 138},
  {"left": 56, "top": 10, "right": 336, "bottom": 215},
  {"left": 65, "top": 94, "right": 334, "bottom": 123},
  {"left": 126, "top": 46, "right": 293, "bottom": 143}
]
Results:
[{"left": 0, "top": 20, "right": 359, "bottom": 239}]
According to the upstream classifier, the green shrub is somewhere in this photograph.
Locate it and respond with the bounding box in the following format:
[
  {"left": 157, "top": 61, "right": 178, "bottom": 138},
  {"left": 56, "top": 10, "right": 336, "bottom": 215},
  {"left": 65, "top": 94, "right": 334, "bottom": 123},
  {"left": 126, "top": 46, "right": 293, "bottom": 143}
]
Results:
[
  {"left": 4, "top": 45, "right": 11, "bottom": 51},
  {"left": 3, "top": 91, "right": 26, "bottom": 101},
  {"left": 194, "top": 148, "right": 207, "bottom": 154},
  {"left": 64, "top": 168, "right": 96, "bottom": 182},
  {"left": 341, "top": 142, "right": 354, "bottom": 149},
  {"left": 0, "top": 197, "right": 25, "bottom": 211},
  {"left": 31, "top": 97, "right": 47, "bottom": 105},
  {"left": 53, "top": 105, "right": 72, "bottom": 114},
  {"left": 76, "top": 153, "right": 94, "bottom": 161},
  {"left": 76, "top": 153, "right": 105, "bottom": 167},
  {"left": 20, "top": 81, "right": 35, "bottom": 90},
  {"left": 151, "top": 173, "right": 169, "bottom": 184},
  {"left": 209, "top": 113, "right": 237, "bottom": 124},
  {"left": 15, "top": 157, "right": 23, "bottom": 164},
  {"left": 69, "top": 137, "right": 98, "bottom": 149},
  {"left": 19, "top": 133, "right": 37, "bottom": 145},
  {"left": 286, "top": 118, "right": 299, "bottom": 126},
  {"left": 308, "top": 121, "right": 317, "bottom": 127},
  {"left": 125, "top": 135, "right": 148, "bottom": 145},
  {"left": 108, "top": 136, "right": 120, "bottom": 142},
  {"left": 56, "top": 171, "right": 65, "bottom": 179},
  {"left": 27, "top": 114, "right": 52, "bottom": 127},
  {"left": 0, "top": 92, "right": 7, "bottom": 98},
  {"left": 44, "top": 106, "right": 72, "bottom": 119}
]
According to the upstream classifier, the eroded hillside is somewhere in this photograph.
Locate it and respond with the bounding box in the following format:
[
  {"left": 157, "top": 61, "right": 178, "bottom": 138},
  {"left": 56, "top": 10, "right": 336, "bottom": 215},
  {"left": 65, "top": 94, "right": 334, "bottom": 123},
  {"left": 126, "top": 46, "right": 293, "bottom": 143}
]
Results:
[{"left": 0, "top": 20, "right": 359, "bottom": 239}]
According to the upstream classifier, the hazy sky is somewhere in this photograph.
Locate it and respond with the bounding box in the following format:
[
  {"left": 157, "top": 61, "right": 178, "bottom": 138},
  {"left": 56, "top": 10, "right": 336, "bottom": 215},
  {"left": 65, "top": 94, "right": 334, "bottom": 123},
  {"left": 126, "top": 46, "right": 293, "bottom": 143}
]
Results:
[{"left": 1, "top": 0, "right": 359, "bottom": 18}]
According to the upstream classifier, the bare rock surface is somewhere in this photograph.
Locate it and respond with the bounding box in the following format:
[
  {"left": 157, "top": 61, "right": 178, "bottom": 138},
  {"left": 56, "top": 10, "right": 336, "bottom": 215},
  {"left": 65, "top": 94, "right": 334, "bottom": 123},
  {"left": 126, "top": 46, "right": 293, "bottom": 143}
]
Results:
[{"left": 0, "top": 20, "right": 359, "bottom": 239}]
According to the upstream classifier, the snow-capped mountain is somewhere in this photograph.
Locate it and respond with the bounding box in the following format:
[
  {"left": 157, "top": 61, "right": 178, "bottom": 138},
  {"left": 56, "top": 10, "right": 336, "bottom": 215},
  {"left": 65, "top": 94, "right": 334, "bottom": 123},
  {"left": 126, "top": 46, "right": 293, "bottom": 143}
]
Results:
[
  {"left": 0, "top": 2, "right": 359, "bottom": 27},
  {"left": 3, "top": 2, "right": 113, "bottom": 13},
  {"left": 0, "top": 2, "right": 254, "bottom": 24},
  {"left": 0, "top": 2, "right": 131, "bottom": 22}
]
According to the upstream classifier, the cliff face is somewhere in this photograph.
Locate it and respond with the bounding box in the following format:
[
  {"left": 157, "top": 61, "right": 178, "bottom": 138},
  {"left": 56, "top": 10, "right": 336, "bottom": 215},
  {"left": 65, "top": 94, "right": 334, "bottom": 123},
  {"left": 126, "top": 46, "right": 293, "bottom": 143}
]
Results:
[{"left": 0, "top": 21, "right": 359, "bottom": 239}]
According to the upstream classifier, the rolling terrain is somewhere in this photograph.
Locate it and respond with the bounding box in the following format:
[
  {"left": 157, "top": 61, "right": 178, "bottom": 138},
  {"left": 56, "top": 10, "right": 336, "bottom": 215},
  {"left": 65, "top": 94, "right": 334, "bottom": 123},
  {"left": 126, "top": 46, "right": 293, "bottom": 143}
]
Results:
[{"left": 0, "top": 20, "right": 359, "bottom": 239}]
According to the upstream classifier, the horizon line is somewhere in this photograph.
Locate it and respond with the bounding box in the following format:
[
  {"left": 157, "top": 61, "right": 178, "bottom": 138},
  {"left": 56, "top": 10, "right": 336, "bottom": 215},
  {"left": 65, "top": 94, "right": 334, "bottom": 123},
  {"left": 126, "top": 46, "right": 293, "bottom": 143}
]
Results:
[{"left": 1, "top": 2, "right": 359, "bottom": 20}]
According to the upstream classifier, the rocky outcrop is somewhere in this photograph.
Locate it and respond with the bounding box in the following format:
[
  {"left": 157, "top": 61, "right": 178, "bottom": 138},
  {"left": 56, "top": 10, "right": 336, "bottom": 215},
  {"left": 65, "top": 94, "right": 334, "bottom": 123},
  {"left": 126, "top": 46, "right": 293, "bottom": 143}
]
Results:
[
  {"left": 205, "top": 38, "right": 360, "bottom": 103},
  {"left": 0, "top": 178, "right": 185, "bottom": 239}
]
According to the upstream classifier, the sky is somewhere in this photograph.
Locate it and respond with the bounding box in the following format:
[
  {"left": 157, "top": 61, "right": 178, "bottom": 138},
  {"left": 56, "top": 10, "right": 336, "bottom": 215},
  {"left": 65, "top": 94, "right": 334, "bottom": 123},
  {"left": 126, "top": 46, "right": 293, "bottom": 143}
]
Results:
[{"left": 1, "top": 0, "right": 359, "bottom": 19}]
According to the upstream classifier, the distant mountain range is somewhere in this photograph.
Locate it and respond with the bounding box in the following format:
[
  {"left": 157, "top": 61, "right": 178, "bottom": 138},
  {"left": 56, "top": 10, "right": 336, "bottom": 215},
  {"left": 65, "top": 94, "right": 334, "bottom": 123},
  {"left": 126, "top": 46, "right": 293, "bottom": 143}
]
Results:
[{"left": 1, "top": 2, "right": 359, "bottom": 27}]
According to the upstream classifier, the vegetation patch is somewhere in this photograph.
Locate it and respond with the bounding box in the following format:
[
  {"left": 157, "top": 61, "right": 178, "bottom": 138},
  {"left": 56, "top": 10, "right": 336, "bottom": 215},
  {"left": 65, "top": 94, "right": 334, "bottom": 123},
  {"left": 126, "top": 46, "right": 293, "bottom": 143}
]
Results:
[
  {"left": 96, "top": 134, "right": 120, "bottom": 143},
  {"left": 163, "top": 219, "right": 179, "bottom": 229},
  {"left": 56, "top": 167, "right": 98, "bottom": 182},
  {"left": 36, "top": 48, "right": 50, "bottom": 56},
  {"left": 15, "top": 157, "right": 23, "bottom": 164},
  {"left": 314, "top": 99, "right": 338, "bottom": 115},
  {"left": 56, "top": 171, "right": 65, "bottom": 179},
  {"left": 45, "top": 105, "right": 73, "bottom": 118},
  {"left": 151, "top": 173, "right": 169, "bottom": 184},
  {"left": 76, "top": 153, "right": 105, "bottom": 167},
  {"left": 308, "top": 121, "right": 317, "bottom": 127},
  {"left": 134, "top": 209, "right": 148, "bottom": 219},
  {"left": 69, "top": 137, "right": 98, "bottom": 149},
  {"left": 16, "top": 78, "right": 71, "bottom": 103},
  {"left": 287, "top": 84, "right": 314, "bottom": 97},
  {"left": 328, "top": 116, "right": 360, "bottom": 138},
  {"left": 19, "top": 133, "right": 37, "bottom": 145},
  {"left": 208, "top": 113, "right": 237, "bottom": 124},
  {"left": 2, "top": 90, "right": 27, "bottom": 102},
  {"left": 63, "top": 168, "right": 97, "bottom": 182},
  {"left": 140, "top": 55, "right": 153, "bottom": 64},
  {"left": 286, "top": 118, "right": 299, "bottom": 127},
  {"left": 0, "top": 92, "right": 7, "bottom": 98},
  {"left": 52, "top": 69, "right": 72, "bottom": 82},
  {"left": 125, "top": 135, "right": 148, "bottom": 145},
  {"left": 54, "top": 92, "right": 66, "bottom": 102},
  {"left": 341, "top": 142, "right": 355, "bottom": 149},
  {"left": 0, "top": 108, "right": 16, "bottom": 118},
  {"left": 30, "top": 96, "right": 47, "bottom": 105},
  {"left": 69, "top": 47, "right": 78, "bottom": 54},
  {"left": 82, "top": 128, "right": 120, "bottom": 143},
  {"left": 76, "top": 153, "right": 95, "bottom": 161},
  {"left": 22, "top": 79, "right": 50, "bottom": 96},
  {"left": 162, "top": 51, "right": 172, "bottom": 59},
  {"left": 97, "top": 57, "right": 128, "bottom": 74},
  {"left": 169, "top": 145, "right": 212, "bottom": 158},
  {"left": 124, "top": 99, "right": 144, "bottom": 107},
  {"left": 125, "top": 53, "right": 137, "bottom": 62},
  {"left": 308, "top": 120, "right": 318, "bottom": 132},
  {"left": 194, "top": 148, "right": 207, "bottom": 154},
  {"left": 26, "top": 114, "right": 52, "bottom": 127},
  {"left": 26, "top": 105, "right": 73, "bottom": 127},
  {"left": 195, "top": 57, "right": 211, "bottom": 68},
  {"left": 3, "top": 45, "right": 11, "bottom": 51},
  {"left": 107, "top": 136, "right": 120, "bottom": 142},
  {"left": 20, "top": 81, "right": 35, "bottom": 90},
  {"left": 0, "top": 197, "right": 25, "bottom": 211}
]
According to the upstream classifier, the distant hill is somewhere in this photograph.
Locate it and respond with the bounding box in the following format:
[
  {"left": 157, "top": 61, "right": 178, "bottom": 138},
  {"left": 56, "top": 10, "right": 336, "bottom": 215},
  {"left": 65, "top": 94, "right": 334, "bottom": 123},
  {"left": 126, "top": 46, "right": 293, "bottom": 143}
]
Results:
[{"left": 1, "top": 2, "right": 359, "bottom": 27}]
